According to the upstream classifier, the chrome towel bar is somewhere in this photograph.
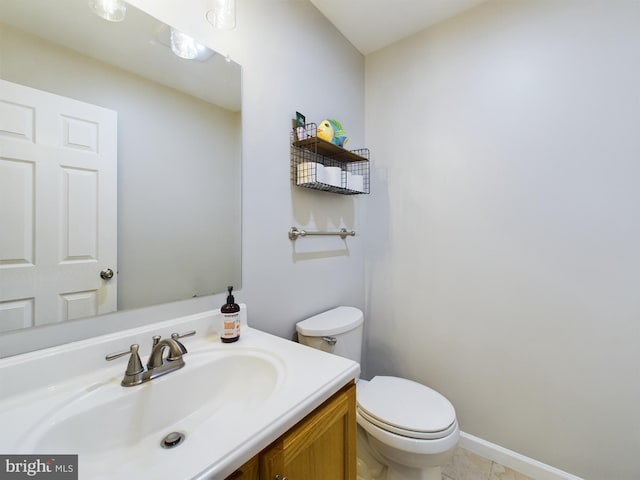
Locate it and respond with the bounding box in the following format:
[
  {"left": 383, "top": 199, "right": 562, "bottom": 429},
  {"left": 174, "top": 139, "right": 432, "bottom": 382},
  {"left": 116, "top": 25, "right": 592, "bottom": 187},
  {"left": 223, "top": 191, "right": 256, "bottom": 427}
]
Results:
[{"left": 288, "top": 226, "right": 356, "bottom": 241}]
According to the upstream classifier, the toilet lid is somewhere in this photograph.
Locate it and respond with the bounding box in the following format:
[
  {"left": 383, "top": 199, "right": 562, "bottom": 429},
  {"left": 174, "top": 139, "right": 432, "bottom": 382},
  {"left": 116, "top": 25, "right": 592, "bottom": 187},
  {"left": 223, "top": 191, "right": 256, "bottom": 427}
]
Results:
[
  {"left": 357, "top": 376, "right": 456, "bottom": 439},
  {"left": 296, "top": 306, "right": 363, "bottom": 336}
]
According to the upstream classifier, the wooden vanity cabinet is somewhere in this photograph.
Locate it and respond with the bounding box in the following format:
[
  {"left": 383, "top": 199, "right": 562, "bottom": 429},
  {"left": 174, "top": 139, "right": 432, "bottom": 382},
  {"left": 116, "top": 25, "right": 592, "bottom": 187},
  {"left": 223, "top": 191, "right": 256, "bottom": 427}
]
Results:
[
  {"left": 225, "top": 382, "right": 356, "bottom": 480},
  {"left": 261, "top": 382, "right": 356, "bottom": 480},
  {"left": 224, "top": 455, "right": 259, "bottom": 480}
]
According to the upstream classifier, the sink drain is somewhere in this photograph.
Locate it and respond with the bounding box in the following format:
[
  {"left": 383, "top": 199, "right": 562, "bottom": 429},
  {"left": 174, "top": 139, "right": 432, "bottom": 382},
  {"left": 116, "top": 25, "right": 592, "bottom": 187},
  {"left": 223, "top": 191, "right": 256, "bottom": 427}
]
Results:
[{"left": 161, "top": 431, "right": 185, "bottom": 449}]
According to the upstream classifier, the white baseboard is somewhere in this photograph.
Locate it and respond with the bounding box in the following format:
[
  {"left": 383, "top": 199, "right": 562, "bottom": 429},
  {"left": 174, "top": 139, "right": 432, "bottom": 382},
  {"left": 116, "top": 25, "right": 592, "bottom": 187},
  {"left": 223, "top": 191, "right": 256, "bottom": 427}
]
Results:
[{"left": 459, "top": 432, "right": 585, "bottom": 480}]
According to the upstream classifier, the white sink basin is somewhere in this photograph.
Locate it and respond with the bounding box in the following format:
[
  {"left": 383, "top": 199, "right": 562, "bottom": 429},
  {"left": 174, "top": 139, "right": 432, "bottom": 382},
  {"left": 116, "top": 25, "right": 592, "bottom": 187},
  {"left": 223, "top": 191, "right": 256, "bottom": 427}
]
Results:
[
  {"left": 18, "top": 349, "right": 283, "bottom": 458},
  {"left": 0, "top": 309, "right": 360, "bottom": 480}
]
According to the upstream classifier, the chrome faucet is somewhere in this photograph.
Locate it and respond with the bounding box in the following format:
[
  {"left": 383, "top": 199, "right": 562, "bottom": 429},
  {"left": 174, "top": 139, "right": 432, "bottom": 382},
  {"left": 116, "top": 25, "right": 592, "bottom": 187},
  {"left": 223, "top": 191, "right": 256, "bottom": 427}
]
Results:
[{"left": 106, "top": 330, "right": 195, "bottom": 387}]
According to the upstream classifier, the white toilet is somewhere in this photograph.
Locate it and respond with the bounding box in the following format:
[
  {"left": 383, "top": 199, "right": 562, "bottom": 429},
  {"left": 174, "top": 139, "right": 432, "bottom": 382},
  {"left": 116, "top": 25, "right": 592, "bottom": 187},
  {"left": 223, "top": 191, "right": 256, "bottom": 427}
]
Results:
[{"left": 296, "top": 306, "right": 459, "bottom": 480}]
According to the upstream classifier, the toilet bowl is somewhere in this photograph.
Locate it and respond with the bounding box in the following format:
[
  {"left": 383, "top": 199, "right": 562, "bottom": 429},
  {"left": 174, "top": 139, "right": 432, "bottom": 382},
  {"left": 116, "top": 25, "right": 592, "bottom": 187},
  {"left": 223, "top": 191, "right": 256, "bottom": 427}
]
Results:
[
  {"left": 296, "top": 307, "right": 459, "bottom": 480},
  {"left": 356, "top": 377, "right": 459, "bottom": 480}
]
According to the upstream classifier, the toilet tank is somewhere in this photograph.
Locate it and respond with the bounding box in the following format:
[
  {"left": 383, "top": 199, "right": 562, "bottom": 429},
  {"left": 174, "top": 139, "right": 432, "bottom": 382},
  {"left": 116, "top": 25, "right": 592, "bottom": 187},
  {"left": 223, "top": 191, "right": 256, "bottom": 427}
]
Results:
[{"left": 296, "top": 306, "right": 363, "bottom": 365}]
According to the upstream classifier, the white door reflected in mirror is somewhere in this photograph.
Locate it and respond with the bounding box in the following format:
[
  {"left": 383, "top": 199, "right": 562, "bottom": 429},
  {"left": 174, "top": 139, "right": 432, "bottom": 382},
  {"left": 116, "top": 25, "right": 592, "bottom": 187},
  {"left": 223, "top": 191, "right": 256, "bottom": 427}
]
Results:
[{"left": 0, "top": 80, "right": 117, "bottom": 332}]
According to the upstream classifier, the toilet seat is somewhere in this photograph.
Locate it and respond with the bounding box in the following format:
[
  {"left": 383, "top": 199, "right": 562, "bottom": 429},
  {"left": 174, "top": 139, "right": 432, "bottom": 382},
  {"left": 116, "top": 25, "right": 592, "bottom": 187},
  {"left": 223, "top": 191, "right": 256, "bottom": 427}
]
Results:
[{"left": 357, "top": 376, "right": 457, "bottom": 440}]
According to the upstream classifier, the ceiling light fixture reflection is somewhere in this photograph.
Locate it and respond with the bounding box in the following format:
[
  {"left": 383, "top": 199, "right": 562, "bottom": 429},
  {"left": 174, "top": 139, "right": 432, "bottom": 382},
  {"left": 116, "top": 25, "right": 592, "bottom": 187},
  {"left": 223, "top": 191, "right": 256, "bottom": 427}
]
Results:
[
  {"left": 89, "top": 0, "right": 127, "bottom": 22},
  {"left": 206, "top": 0, "right": 236, "bottom": 30},
  {"left": 170, "top": 28, "right": 211, "bottom": 60}
]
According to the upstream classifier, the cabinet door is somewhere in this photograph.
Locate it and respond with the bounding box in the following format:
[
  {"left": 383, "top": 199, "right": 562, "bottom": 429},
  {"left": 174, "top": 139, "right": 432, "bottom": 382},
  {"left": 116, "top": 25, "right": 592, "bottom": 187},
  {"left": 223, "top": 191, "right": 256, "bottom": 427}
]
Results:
[
  {"left": 260, "top": 382, "right": 356, "bottom": 480},
  {"left": 225, "top": 455, "right": 259, "bottom": 480}
]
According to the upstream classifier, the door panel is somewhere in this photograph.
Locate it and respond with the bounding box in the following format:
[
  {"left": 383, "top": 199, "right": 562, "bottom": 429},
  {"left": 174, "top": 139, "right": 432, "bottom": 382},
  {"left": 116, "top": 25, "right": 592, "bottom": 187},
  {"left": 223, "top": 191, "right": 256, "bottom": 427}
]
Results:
[{"left": 0, "top": 157, "right": 33, "bottom": 266}]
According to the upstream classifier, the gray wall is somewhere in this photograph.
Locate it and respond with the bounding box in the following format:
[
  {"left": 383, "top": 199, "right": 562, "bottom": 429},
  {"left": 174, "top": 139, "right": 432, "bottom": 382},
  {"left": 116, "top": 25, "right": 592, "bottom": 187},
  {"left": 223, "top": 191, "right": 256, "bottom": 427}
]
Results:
[{"left": 365, "top": 1, "right": 640, "bottom": 479}]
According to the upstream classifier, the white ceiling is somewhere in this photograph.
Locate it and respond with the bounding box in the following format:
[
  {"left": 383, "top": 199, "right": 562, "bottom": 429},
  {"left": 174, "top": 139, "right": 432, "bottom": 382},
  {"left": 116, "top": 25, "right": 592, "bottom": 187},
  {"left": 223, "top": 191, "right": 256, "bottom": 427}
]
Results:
[{"left": 309, "top": 0, "right": 488, "bottom": 55}]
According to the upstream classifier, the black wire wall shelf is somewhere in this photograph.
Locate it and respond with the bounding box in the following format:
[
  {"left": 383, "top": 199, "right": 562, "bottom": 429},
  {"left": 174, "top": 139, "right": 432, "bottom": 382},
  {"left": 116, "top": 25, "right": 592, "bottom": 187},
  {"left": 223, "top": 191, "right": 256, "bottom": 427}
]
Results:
[{"left": 291, "top": 123, "right": 370, "bottom": 195}]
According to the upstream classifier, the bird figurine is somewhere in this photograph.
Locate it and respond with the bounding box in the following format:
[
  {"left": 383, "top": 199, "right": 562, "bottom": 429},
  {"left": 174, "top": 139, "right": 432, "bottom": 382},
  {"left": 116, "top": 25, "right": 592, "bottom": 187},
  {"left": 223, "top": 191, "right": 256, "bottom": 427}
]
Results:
[{"left": 316, "top": 119, "right": 348, "bottom": 148}]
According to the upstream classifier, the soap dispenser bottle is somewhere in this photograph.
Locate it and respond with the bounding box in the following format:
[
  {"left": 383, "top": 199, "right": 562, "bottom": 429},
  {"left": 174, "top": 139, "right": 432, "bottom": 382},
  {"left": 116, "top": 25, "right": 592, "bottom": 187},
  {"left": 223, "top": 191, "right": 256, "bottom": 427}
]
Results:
[{"left": 220, "top": 286, "right": 240, "bottom": 343}]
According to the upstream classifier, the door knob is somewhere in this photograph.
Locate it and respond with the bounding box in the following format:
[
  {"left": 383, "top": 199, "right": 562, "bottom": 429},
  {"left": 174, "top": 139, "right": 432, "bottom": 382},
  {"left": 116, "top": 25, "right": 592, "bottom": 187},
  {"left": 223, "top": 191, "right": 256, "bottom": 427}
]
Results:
[{"left": 100, "top": 268, "right": 114, "bottom": 280}]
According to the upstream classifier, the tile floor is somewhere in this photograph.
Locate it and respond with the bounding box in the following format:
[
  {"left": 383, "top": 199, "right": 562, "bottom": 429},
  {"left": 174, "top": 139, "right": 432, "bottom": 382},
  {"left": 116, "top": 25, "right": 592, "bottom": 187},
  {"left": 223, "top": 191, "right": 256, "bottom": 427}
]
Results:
[{"left": 443, "top": 447, "right": 534, "bottom": 480}]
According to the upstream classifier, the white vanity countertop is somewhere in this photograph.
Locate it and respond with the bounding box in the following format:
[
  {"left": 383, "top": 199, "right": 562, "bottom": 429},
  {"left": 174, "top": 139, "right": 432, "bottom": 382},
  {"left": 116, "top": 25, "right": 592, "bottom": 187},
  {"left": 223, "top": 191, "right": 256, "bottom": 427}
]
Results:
[{"left": 0, "top": 308, "right": 360, "bottom": 480}]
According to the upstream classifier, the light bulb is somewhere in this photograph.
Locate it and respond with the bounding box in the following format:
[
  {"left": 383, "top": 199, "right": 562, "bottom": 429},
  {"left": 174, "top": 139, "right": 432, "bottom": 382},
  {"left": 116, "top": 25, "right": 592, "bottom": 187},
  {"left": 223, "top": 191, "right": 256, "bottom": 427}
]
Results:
[
  {"left": 89, "top": 0, "right": 127, "bottom": 22},
  {"left": 206, "top": 0, "right": 236, "bottom": 30},
  {"left": 170, "top": 28, "right": 206, "bottom": 60}
]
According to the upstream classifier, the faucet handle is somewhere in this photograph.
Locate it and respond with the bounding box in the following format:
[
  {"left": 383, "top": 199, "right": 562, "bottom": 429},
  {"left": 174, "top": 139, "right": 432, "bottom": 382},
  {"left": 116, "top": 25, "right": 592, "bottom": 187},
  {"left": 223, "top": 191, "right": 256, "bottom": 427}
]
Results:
[
  {"left": 171, "top": 330, "right": 196, "bottom": 340},
  {"left": 171, "top": 330, "right": 195, "bottom": 354},
  {"left": 105, "top": 344, "right": 144, "bottom": 376}
]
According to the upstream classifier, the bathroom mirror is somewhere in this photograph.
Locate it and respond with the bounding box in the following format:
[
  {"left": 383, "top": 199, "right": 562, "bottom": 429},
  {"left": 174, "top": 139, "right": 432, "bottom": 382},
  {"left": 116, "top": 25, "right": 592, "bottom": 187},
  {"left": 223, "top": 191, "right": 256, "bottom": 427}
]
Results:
[{"left": 0, "top": 0, "right": 241, "bottom": 336}]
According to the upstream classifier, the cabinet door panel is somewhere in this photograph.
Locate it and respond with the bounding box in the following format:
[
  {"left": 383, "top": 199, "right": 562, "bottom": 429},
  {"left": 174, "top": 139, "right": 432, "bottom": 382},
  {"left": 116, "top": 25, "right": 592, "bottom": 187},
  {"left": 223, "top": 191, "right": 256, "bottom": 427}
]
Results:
[
  {"left": 261, "top": 382, "right": 356, "bottom": 480},
  {"left": 225, "top": 455, "right": 259, "bottom": 480}
]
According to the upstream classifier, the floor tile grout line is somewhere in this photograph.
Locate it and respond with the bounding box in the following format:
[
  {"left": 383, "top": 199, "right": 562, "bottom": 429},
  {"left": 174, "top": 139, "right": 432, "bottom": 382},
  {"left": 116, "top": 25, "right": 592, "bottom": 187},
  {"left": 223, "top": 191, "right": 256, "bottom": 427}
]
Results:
[{"left": 489, "top": 460, "right": 496, "bottom": 477}]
